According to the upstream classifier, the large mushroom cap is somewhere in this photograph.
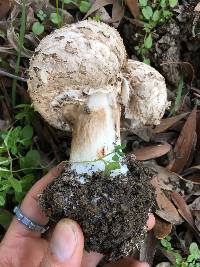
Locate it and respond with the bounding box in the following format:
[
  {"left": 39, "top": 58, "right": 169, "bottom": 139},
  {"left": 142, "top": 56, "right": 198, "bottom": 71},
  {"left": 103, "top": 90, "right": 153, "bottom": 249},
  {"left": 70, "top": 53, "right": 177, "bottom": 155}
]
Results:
[
  {"left": 28, "top": 20, "right": 126, "bottom": 130},
  {"left": 122, "top": 59, "right": 170, "bottom": 129}
]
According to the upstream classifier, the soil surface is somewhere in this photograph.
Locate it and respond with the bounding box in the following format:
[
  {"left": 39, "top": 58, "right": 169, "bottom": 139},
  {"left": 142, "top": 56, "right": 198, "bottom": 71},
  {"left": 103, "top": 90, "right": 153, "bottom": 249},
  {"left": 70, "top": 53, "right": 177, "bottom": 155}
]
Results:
[{"left": 40, "top": 156, "right": 156, "bottom": 263}]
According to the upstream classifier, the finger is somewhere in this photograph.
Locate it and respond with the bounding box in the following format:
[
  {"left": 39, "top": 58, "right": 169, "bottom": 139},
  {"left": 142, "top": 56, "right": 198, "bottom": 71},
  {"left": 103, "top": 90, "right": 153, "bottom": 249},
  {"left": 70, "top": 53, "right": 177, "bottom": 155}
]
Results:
[
  {"left": 5, "top": 163, "right": 65, "bottom": 240},
  {"left": 39, "top": 219, "right": 84, "bottom": 267},
  {"left": 146, "top": 213, "right": 155, "bottom": 231},
  {"left": 81, "top": 251, "right": 104, "bottom": 267}
]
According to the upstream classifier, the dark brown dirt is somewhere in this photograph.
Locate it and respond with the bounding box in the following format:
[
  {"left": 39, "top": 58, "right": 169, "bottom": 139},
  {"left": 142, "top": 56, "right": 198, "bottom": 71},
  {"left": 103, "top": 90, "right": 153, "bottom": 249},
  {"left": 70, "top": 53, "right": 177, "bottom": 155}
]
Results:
[{"left": 39, "top": 156, "right": 156, "bottom": 263}]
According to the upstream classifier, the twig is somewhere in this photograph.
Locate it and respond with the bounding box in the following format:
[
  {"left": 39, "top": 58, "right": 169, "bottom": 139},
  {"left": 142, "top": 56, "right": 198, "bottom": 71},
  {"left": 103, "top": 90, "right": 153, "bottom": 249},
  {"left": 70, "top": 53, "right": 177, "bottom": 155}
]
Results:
[{"left": 0, "top": 68, "right": 27, "bottom": 82}]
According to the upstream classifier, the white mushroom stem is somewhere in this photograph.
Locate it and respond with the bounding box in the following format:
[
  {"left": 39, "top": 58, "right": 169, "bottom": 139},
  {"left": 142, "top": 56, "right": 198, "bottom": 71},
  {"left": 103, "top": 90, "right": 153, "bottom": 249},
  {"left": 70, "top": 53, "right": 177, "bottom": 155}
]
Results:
[{"left": 68, "top": 92, "right": 127, "bottom": 175}]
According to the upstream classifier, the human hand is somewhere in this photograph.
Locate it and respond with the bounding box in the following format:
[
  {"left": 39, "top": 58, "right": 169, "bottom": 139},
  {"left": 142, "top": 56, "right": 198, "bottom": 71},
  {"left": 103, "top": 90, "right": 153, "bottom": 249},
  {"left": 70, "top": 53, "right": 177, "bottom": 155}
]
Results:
[{"left": 0, "top": 165, "right": 155, "bottom": 267}]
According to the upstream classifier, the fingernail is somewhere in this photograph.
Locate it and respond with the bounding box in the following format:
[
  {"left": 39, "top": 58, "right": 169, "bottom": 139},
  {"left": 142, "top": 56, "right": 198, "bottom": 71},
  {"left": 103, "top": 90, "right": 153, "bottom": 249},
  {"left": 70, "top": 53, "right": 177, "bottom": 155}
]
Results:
[{"left": 50, "top": 219, "right": 77, "bottom": 262}]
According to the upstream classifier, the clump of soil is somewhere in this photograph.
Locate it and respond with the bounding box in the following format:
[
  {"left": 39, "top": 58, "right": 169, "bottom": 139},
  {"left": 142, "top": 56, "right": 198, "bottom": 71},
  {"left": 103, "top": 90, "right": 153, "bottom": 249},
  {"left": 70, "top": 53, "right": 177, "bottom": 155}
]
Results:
[{"left": 40, "top": 156, "right": 156, "bottom": 263}]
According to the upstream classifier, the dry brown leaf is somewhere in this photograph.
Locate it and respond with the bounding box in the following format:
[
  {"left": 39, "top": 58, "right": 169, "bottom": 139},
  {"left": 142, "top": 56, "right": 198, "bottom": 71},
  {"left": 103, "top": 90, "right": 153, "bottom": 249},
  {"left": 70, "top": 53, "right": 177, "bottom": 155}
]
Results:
[
  {"left": 159, "top": 247, "right": 176, "bottom": 265},
  {"left": 156, "top": 166, "right": 183, "bottom": 192},
  {"left": 160, "top": 62, "right": 194, "bottom": 85},
  {"left": 0, "top": 0, "right": 11, "bottom": 19},
  {"left": 170, "top": 107, "right": 197, "bottom": 174},
  {"left": 0, "top": 119, "right": 8, "bottom": 131},
  {"left": 189, "top": 197, "right": 200, "bottom": 211},
  {"left": 183, "top": 175, "right": 200, "bottom": 184},
  {"left": 132, "top": 143, "right": 171, "bottom": 161},
  {"left": 140, "top": 231, "right": 158, "bottom": 266},
  {"left": 111, "top": 1, "right": 124, "bottom": 23},
  {"left": 181, "top": 62, "right": 195, "bottom": 85},
  {"left": 125, "top": 0, "right": 140, "bottom": 18},
  {"left": 151, "top": 177, "right": 183, "bottom": 225},
  {"left": 183, "top": 165, "right": 200, "bottom": 175},
  {"left": 83, "top": 0, "right": 113, "bottom": 19},
  {"left": 152, "top": 112, "right": 189, "bottom": 134},
  {"left": 195, "top": 217, "right": 200, "bottom": 232},
  {"left": 154, "top": 216, "right": 172, "bottom": 239},
  {"left": 7, "top": 26, "right": 33, "bottom": 58},
  {"left": 182, "top": 165, "right": 200, "bottom": 184},
  {"left": 171, "top": 192, "right": 196, "bottom": 230},
  {"left": 143, "top": 162, "right": 186, "bottom": 192}
]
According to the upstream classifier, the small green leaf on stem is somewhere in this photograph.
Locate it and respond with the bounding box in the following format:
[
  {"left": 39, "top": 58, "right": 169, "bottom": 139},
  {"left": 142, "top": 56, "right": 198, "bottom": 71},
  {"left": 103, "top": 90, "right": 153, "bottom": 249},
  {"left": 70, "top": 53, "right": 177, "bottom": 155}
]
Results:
[
  {"left": 112, "top": 154, "right": 119, "bottom": 161},
  {"left": 79, "top": 1, "right": 91, "bottom": 13},
  {"left": 139, "top": 0, "right": 147, "bottom": 7},
  {"left": 32, "top": 22, "right": 44, "bottom": 35},
  {"left": 142, "top": 6, "right": 153, "bottom": 19},
  {"left": 0, "top": 195, "right": 5, "bottom": 206},
  {"left": 152, "top": 10, "right": 161, "bottom": 22},
  {"left": 50, "top": 13, "right": 62, "bottom": 24},
  {"left": 144, "top": 33, "right": 152, "bottom": 49},
  {"left": 9, "top": 176, "right": 22, "bottom": 193},
  {"left": 37, "top": 10, "right": 47, "bottom": 21},
  {"left": 169, "top": 0, "right": 178, "bottom": 8}
]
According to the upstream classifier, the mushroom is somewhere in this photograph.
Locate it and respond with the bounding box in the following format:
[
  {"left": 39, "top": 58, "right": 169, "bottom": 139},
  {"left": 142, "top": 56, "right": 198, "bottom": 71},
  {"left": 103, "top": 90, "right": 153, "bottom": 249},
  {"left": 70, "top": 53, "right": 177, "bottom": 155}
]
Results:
[
  {"left": 28, "top": 20, "right": 127, "bottom": 174},
  {"left": 28, "top": 20, "right": 169, "bottom": 262},
  {"left": 122, "top": 59, "right": 170, "bottom": 129},
  {"left": 28, "top": 20, "right": 168, "bottom": 173}
]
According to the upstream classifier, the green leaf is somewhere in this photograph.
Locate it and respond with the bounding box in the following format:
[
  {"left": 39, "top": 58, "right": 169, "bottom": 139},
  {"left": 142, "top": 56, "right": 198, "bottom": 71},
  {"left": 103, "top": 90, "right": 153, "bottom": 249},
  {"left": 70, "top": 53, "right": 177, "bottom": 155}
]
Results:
[
  {"left": 21, "top": 174, "right": 34, "bottom": 191},
  {"left": 32, "top": 22, "right": 44, "bottom": 35},
  {"left": 169, "top": 0, "right": 178, "bottom": 8},
  {"left": 21, "top": 125, "right": 33, "bottom": 140},
  {"left": 152, "top": 10, "right": 161, "bottom": 22},
  {"left": 0, "top": 167, "right": 10, "bottom": 173},
  {"left": 112, "top": 154, "right": 119, "bottom": 161},
  {"left": 0, "top": 181, "right": 10, "bottom": 191},
  {"left": 0, "top": 210, "right": 12, "bottom": 228},
  {"left": 106, "top": 162, "right": 120, "bottom": 171},
  {"left": 144, "top": 33, "right": 153, "bottom": 49},
  {"left": 189, "top": 243, "right": 200, "bottom": 259},
  {"left": 165, "top": 236, "right": 171, "bottom": 241},
  {"left": 37, "top": 10, "right": 47, "bottom": 21},
  {"left": 160, "top": 238, "right": 172, "bottom": 250},
  {"left": 15, "top": 104, "right": 32, "bottom": 109},
  {"left": 173, "top": 251, "right": 183, "bottom": 264},
  {"left": 10, "top": 126, "right": 21, "bottom": 138},
  {"left": 0, "top": 146, "right": 6, "bottom": 153},
  {"left": 143, "top": 57, "right": 150, "bottom": 65},
  {"left": 11, "top": 146, "right": 18, "bottom": 155},
  {"left": 139, "top": 0, "right": 147, "bottom": 6},
  {"left": 4, "top": 128, "right": 14, "bottom": 148},
  {"left": 50, "top": 13, "right": 62, "bottom": 24},
  {"left": 9, "top": 176, "right": 22, "bottom": 193},
  {"left": 15, "top": 112, "right": 26, "bottom": 120},
  {"left": 25, "top": 150, "right": 41, "bottom": 168},
  {"left": 115, "top": 144, "right": 126, "bottom": 151},
  {"left": 0, "top": 157, "right": 11, "bottom": 166},
  {"left": 160, "top": 0, "right": 166, "bottom": 8},
  {"left": 142, "top": 6, "right": 153, "bottom": 20},
  {"left": 162, "top": 10, "right": 172, "bottom": 18},
  {"left": 79, "top": 1, "right": 91, "bottom": 13},
  {"left": 0, "top": 195, "right": 5, "bottom": 206},
  {"left": 187, "top": 254, "right": 195, "bottom": 263}
]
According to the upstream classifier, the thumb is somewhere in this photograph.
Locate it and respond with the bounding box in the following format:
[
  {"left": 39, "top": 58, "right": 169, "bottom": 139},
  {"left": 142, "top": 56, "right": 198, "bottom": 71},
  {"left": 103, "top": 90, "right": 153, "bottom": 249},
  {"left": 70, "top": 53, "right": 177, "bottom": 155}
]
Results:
[{"left": 39, "top": 219, "right": 84, "bottom": 267}]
